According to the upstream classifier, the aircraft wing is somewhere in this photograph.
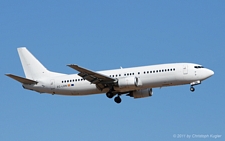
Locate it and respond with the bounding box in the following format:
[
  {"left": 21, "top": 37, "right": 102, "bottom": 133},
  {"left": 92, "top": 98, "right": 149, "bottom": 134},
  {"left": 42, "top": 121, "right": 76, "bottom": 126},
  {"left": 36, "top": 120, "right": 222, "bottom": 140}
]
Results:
[
  {"left": 67, "top": 64, "right": 116, "bottom": 90},
  {"left": 5, "top": 74, "right": 38, "bottom": 84}
]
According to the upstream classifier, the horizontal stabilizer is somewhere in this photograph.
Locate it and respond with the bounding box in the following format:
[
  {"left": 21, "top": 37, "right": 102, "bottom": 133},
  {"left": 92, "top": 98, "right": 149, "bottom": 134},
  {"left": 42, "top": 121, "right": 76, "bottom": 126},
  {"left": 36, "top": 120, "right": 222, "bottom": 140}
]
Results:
[{"left": 5, "top": 74, "right": 38, "bottom": 84}]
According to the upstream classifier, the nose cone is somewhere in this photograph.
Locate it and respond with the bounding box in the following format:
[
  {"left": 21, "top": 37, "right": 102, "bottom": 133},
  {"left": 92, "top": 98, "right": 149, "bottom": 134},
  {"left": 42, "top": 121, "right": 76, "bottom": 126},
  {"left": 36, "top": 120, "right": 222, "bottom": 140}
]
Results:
[
  {"left": 206, "top": 69, "right": 214, "bottom": 78},
  {"left": 197, "top": 68, "right": 214, "bottom": 81},
  {"left": 208, "top": 69, "right": 214, "bottom": 76}
]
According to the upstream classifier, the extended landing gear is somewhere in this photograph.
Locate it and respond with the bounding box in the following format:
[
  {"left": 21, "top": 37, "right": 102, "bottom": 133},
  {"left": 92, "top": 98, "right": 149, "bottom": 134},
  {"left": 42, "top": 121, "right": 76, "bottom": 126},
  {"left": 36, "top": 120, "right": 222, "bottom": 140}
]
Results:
[
  {"left": 106, "top": 86, "right": 122, "bottom": 103},
  {"left": 190, "top": 86, "right": 195, "bottom": 92},
  {"left": 190, "top": 80, "right": 201, "bottom": 92},
  {"left": 106, "top": 92, "right": 114, "bottom": 99},
  {"left": 114, "top": 96, "right": 122, "bottom": 104},
  {"left": 106, "top": 92, "right": 122, "bottom": 104}
]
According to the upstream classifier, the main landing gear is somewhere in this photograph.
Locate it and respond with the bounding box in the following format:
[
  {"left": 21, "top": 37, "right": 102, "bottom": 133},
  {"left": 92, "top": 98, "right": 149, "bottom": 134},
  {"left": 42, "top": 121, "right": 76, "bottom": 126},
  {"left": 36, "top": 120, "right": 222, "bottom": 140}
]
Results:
[
  {"left": 106, "top": 91, "right": 114, "bottom": 99},
  {"left": 114, "top": 96, "right": 122, "bottom": 104},
  {"left": 106, "top": 91, "right": 122, "bottom": 104}
]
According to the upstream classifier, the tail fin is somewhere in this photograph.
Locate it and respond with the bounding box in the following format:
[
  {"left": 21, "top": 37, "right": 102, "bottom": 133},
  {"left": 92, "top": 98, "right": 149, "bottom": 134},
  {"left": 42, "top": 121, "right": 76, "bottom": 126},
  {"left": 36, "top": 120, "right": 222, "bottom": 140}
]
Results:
[{"left": 18, "top": 47, "right": 64, "bottom": 80}]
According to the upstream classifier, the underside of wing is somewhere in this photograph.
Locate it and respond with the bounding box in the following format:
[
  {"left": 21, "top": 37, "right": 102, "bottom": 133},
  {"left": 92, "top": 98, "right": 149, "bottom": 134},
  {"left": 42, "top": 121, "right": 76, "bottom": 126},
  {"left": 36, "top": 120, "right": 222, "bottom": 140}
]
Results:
[
  {"left": 67, "top": 64, "right": 116, "bottom": 90},
  {"left": 5, "top": 74, "right": 38, "bottom": 84}
]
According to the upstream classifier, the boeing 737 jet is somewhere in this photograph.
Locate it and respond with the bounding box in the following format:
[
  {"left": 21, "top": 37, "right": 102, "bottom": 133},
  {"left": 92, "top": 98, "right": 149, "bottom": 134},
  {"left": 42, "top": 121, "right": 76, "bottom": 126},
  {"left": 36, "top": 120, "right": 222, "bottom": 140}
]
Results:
[{"left": 6, "top": 47, "right": 214, "bottom": 103}]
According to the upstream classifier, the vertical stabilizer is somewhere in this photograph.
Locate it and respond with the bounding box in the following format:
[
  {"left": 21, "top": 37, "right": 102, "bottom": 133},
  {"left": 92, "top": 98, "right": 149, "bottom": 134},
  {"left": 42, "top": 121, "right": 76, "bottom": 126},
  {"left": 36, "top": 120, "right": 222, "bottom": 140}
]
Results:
[{"left": 18, "top": 47, "right": 49, "bottom": 80}]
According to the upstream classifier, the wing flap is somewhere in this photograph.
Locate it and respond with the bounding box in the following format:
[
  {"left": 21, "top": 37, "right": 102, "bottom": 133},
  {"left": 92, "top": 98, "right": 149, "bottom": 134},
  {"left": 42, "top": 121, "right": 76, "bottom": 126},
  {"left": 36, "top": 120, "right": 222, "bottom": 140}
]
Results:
[{"left": 5, "top": 74, "right": 38, "bottom": 84}]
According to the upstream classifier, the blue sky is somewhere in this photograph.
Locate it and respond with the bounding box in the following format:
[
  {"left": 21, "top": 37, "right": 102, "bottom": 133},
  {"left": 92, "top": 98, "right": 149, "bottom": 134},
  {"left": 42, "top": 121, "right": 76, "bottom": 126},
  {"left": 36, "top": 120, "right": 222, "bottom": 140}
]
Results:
[{"left": 1, "top": 0, "right": 224, "bottom": 140}]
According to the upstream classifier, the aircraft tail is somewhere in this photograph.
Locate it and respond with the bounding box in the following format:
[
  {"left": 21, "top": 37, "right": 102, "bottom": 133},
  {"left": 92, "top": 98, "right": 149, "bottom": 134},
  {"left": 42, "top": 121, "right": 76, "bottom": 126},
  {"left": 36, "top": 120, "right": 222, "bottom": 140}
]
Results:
[{"left": 18, "top": 47, "right": 64, "bottom": 80}]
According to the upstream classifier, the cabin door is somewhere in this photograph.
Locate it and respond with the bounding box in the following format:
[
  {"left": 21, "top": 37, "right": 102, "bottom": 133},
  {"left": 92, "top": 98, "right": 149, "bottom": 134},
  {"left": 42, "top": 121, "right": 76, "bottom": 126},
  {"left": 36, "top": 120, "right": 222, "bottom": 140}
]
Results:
[
  {"left": 50, "top": 79, "right": 55, "bottom": 90},
  {"left": 183, "top": 65, "right": 188, "bottom": 75}
]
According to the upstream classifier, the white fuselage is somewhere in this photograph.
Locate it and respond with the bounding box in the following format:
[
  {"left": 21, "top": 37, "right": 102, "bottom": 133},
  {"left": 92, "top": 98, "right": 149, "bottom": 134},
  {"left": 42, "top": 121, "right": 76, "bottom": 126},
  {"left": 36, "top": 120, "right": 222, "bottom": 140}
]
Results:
[{"left": 23, "top": 63, "right": 214, "bottom": 96}]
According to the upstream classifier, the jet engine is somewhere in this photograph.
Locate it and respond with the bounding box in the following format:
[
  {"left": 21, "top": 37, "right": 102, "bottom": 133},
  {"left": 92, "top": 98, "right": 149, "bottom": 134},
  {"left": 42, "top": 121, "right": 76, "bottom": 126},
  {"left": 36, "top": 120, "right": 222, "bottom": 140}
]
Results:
[
  {"left": 128, "top": 88, "right": 153, "bottom": 99},
  {"left": 117, "top": 77, "right": 142, "bottom": 88}
]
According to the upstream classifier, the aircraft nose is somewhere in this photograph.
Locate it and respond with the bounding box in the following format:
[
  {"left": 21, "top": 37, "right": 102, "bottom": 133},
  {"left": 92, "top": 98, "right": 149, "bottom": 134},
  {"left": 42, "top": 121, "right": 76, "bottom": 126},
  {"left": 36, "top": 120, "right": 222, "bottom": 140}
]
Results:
[
  {"left": 207, "top": 69, "right": 214, "bottom": 78},
  {"left": 199, "top": 68, "right": 214, "bottom": 80}
]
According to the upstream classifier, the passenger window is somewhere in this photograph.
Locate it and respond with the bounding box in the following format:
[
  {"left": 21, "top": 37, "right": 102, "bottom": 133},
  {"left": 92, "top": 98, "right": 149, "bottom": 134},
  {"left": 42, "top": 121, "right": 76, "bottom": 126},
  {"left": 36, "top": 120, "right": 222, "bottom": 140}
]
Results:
[
  {"left": 156, "top": 70, "right": 158, "bottom": 73},
  {"left": 138, "top": 72, "right": 140, "bottom": 75},
  {"left": 153, "top": 71, "right": 155, "bottom": 73},
  {"left": 173, "top": 68, "right": 175, "bottom": 71},
  {"left": 150, "top": 71, "right": 152, "bottom": 73},
  {"left": 170, "top": 69, "right": 172, "bottom": 71},
  {"left": 159, "top": 70, "right": 161, "bottom": 72},
  {"left": 62, "top": 81, "right": 63, "bottom": 83},
  {"left": 67, "top": 80, "right": 69, "bottom": 82},
  {"left": 162, "top": 70, "right": 164, "bottom": 72}
]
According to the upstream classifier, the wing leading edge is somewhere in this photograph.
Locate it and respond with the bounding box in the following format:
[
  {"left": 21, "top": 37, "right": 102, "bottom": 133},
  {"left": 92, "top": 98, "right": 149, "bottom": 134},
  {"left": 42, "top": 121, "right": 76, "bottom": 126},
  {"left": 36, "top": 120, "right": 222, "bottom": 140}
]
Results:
[{"left": 67, "top": 64, "right": 116, "bottom": 90}]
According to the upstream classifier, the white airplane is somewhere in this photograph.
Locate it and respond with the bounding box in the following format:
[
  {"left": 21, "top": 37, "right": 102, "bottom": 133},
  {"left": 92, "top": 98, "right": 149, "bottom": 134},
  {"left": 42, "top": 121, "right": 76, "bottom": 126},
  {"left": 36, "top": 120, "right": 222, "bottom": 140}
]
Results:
[{"left": 6, "top": 47, "right": 214, "bottom": 104}]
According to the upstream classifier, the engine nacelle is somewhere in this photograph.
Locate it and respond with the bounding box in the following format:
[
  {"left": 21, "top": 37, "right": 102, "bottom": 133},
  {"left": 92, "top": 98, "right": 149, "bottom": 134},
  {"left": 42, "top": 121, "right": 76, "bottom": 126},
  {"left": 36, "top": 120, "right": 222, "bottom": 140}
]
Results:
[
  {"left": 118, "top": 77, "right": 142, "bottom": 88},
  {"left": 129, "top": 88, "right": 153, "bottom": 99}
]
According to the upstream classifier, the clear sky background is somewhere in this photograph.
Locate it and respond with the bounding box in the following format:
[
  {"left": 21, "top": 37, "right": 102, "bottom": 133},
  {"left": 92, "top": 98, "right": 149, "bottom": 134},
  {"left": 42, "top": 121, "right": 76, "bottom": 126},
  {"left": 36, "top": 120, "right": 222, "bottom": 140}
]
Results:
[{"left": 0, "top": 1, "right": 224, "bottom": 141}]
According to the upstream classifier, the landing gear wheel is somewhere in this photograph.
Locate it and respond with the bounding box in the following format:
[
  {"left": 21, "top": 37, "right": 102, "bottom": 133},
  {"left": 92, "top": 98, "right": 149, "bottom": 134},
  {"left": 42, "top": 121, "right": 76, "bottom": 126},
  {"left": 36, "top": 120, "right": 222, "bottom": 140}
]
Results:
[
  {"left": 106, "top": 92, "right": 114, "bottom": 99},
  {"left": 114, "top": 96, "right": 122, "bottom": 104},
  {"left": 190, "top": 87, "right": 195, "bottom": 92}
]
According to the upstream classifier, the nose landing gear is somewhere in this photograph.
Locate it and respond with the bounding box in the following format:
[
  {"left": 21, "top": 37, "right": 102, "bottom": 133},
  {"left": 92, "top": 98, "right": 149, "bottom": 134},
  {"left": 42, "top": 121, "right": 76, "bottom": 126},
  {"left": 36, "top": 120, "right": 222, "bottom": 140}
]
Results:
[
  {"left": 190, "top": 80, "right": 201, "bottom": 92},
  {"left": 190, "top": 86, "right": 195, "bottom": 92}
]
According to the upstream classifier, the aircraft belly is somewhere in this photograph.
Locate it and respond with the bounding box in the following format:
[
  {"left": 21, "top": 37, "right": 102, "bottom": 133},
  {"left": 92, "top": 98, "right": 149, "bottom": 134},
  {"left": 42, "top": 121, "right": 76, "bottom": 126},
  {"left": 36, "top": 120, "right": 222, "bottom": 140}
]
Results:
[
  {"left": 141, "top": 74, "right": 177, "bottom": 88},
  {"left": 53, "top": 83, "right": 102, "bottom": 96}
]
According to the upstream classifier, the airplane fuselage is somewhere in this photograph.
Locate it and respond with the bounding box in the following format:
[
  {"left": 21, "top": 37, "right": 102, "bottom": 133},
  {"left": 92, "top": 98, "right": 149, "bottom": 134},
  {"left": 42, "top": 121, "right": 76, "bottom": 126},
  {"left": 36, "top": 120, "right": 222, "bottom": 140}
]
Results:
[{"left": 23, "top": 63, "right": 213, "bottom": 96}]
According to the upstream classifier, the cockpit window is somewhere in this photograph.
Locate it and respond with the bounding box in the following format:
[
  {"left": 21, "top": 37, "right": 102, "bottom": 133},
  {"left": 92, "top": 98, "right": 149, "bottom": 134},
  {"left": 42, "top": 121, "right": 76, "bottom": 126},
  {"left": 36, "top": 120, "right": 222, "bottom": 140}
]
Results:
[{"left": 194, "top": 66, "right": 204, "bottom": 69}]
